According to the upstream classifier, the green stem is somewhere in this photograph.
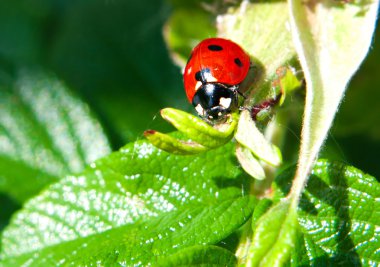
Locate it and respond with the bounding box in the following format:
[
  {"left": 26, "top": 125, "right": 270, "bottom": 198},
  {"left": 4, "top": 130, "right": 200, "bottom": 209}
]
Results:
[
  {"left": 252, "top": 111, "right": 289, "bottom": 196},
  {"left": 236, "top": 111, "right": 290, "bottom": 264}
]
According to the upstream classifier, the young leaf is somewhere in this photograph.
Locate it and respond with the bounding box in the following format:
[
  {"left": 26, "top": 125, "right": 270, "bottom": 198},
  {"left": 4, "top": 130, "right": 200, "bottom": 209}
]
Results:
[
  {"left": 235, "top": 144, "right": 266, "bottom": 180},
  {"left": 235, "top": 110, "right": 282, "bottom": 167},
  {"left": 1, "top": 140, "right": 254, "bottom": 265},
  {"left": 0, "top": 70, "right": 111, "bottom": 203},
  {"left": 250, "top": 198, "right": 272, "bottom": 229},
  {"left": 288, "top": 0, "right": 380, "bottom": 199},
  {"left": 144, "top": 130, "right": 208, "bottom": 155},
  {"left": 160, "top": 108, "right": 238, "bottom": 148},
  {"left": 245, "top": 199, "right": 298, "bottom": 267},
  {"left": 275, "top": 160, "right": 380, "bottom": 266}
]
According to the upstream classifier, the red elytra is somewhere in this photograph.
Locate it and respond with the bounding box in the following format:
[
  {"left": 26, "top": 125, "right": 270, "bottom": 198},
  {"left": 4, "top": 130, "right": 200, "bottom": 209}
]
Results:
[{"left": 183, "top": 38, "right": 250, "bottom": 103}]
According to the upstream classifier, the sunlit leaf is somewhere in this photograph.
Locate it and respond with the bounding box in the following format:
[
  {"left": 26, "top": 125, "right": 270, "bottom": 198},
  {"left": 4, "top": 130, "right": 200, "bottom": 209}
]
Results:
[
  {"left": 1, "top": 140, "right": 254, "bottom": 265},
  {"left": 246, "top": 199, "right": 298, "bottom": 267},
  {"left": 288, "top": 0, "right": 379, "bottom": 200},
  {"left": 275, "top": 160, "right": 380, "bottom": 266},
  {"left": 0, "top": 70, "right": 111, "bottom": 203}
]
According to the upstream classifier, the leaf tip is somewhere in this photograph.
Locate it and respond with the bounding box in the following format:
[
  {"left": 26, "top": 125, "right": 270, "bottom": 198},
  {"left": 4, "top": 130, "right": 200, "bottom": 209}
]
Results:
[
  {"left": 143, "top": 130, "right": 156, "bottom": 137},
  {"left": 160, "top": 107, "right": 174, "bottom": 117}
]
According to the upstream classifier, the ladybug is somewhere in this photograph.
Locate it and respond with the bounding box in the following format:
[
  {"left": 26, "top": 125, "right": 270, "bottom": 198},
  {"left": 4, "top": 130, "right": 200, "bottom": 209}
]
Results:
[{"left": 183, "top": 38, "right": 251, "bottom": 123}]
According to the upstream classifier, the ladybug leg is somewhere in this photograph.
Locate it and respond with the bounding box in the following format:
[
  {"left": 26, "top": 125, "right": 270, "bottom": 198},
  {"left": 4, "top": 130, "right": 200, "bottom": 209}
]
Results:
[
  {"left": 232, "top": 85, "right": 248, "bottom": 109},
  {"left": 229, "top": 84, "right": 247, "bottom": 100},
  {"left": 237, "top": 90, "right": 247, "bottom": 99}
]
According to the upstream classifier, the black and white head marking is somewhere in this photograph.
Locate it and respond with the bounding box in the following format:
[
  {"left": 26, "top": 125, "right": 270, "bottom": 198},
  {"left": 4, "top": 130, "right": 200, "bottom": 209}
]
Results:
[{"left": 192, "top": 83, "right": 238, "bottom": 123}]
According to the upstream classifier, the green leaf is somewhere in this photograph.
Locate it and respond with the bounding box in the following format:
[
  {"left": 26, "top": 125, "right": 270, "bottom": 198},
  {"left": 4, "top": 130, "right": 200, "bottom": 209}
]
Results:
[
  {"left": 245, "top": 199, "right": 298, "bottom": 267},
  {"left": 235, "top": 110, "right": 282, "bottom": 167},
  {"left": 235, "top": 144, "right": 266, "bottom": 181},
  {"left": 1, "top": 140, "right": 255, "bottom": 265},
  {"left": 144, "top": 108, "right": 238, "bottom": 154},
  {"left": 144, "top": 130, "right": 208, "bottom": 155},
  {"left": 2, "top": 197, "right": 253, "bottom": 266},
  {"left": 156, "top": 245, "right": 237, "bottom": 267},
  {"left": 274, "top": 66, "right": 302, "bottom": 106},
  {"left": 275, "top": 160, "right": 380, "bottom": 266},
  {"left": 0, "top": 70, "right": 111, "bottom": 203},
  {"left": 160, "top": 108, "right": 237, "bottom": 148},
  {"left": 288, "top": 0, "right": 379, "bottom": 200},
  {"left": 250, "top": 198, "right": 272, "bottom": 229}
]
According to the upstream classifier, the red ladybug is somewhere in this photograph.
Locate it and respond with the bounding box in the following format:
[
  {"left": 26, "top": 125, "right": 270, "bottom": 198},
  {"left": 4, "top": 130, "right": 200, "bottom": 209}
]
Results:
[{"left": 183, "top": 38, "right": 250, "bottom": 122}]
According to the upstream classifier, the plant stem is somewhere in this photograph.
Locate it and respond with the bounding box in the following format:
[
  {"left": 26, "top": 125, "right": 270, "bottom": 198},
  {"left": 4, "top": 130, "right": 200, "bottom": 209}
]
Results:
[{"left": 253, "top": 112, "right": 289, "bottom": 196}]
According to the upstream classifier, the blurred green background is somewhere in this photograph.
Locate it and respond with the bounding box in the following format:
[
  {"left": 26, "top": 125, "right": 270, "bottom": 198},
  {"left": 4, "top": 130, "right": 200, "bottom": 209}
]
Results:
[
  {"left": 0, "top": 0, "right": 190, "bottom": 148},
  {"left": 0, "top": 0, "right": 379, "bottom": 226}
]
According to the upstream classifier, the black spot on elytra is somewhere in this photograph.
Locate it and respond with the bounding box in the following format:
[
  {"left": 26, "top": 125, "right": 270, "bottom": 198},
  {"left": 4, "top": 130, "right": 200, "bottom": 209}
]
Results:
[
  {"left": 234, "top": 58, "right": 243, "bottom": 67},
  {"left": 208, "top": 45, "right": 223, "bottom": 51},
  {"left": 195, "top": 68, "right": 211, "bottom": 83},
  {"left": 195, "top": 71, "right": 202, "bottom": 81}
]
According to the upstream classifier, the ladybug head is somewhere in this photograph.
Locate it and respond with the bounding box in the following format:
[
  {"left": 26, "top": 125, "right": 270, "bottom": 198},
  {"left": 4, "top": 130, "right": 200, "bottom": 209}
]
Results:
[{"left": 192, "top": 83, "right": 238, "bottom": 123}]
